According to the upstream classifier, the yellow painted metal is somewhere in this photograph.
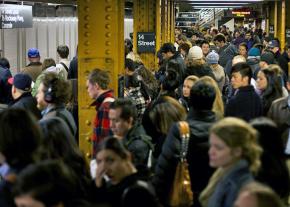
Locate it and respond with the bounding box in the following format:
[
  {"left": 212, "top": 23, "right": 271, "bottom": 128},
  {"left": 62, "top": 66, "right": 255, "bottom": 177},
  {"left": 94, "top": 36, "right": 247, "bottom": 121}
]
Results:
[
  {"left": 133, "top": 0, "right": 161, "bottom": 70},
  {"left": 77, "top": 0, "right": 124, "bottom": 158},
  {"left": 161, "top": 0, "right": 167, "bottom": 45},
  {"left": 167, "top": 0, "right": 171, "bottom": 42},
  {"left": 266, "top": 9, "right": 269, "bottom": 36},
  {"left": 170, "top": 0, "right": 175, "bottom": 43},
  {"left": 280, "top": 0, "right": 286, "bottom": 51},
  {"left": 274, "top": 0, "right": 278, "bottom": 37},
  {"left": 155, "top": 0, "right": 161, "bottom": 69}
]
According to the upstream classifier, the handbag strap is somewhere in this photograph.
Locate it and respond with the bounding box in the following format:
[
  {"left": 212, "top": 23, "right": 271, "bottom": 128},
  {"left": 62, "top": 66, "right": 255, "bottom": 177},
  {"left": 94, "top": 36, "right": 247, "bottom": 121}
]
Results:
[{"left": 178, "top": 121, "right": 190, "bottom": 161}]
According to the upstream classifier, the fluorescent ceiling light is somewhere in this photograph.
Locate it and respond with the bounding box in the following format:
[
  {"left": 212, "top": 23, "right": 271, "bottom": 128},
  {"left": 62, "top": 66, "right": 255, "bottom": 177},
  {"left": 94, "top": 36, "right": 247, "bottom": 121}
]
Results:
[
  {"left": 185, "top": 0, "right": 263, "bottom": 1},
  {"left": 189, "top": 2, "right": 249, "bottom": 4},
  {"left": 192, "top": 5, "right": 242, "bottom": 9}
]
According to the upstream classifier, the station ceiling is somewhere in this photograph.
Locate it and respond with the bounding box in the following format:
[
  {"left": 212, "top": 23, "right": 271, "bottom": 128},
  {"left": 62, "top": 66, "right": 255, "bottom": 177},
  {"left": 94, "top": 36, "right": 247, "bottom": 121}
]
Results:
[
  {"left": 175, "top": 0, "right": 272, "bottom": 8},
  {"left": 1, "top": 0, "right": 274, "bottom": 8}
]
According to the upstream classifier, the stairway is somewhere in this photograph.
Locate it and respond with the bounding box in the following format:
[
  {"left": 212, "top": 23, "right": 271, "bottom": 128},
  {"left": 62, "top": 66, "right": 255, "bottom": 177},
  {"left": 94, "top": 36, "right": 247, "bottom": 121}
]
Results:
[{"left": 199, "top": 8, "right": 224, "bottom": 28}]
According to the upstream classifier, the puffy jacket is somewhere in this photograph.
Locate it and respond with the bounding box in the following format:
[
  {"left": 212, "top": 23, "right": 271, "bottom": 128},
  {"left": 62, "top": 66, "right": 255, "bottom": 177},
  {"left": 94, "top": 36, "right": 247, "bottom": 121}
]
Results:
[
  {"left": 153, "top": 110, "right": 216, "bottom": 207},
  {"left": 186, "top": 64, "right": 215, "bottom": 80}
]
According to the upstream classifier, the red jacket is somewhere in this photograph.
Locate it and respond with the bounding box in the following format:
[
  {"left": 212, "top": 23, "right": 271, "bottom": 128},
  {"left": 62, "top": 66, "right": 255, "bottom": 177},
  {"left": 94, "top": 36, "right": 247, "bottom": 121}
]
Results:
[{"left": 90, "top": 90, "right": 114, "bottom": 156}]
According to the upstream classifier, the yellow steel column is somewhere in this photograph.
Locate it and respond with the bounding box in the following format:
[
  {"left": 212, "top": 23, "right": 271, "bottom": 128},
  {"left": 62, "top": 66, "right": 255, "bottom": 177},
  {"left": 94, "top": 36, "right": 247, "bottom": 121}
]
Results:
[
  {"left": 161, "top": 0, "right": 167, "bottom": 45},
  {"left": 170, "top": 0, "right": 175, "bottom": 43},
  {"left": 265, "top": 5, "right": 269, "bottom": 36},
  {"left": 78, "top": 0, "right": 124, "bottom": 158},
  {"left": 280, "top": 0, "right": 286, "bottom": 51},
  {"left": 155, "top": 0, "right": 161, "bottom": 69},
  {"left": 274, "top": 0, "right": 278, "bottom": 37},
  {"left": 133, "top": 0, "right": 160, "bottom": 70},
  {"left": 167, "top": 0, "right": 171, "bottom": 42}
]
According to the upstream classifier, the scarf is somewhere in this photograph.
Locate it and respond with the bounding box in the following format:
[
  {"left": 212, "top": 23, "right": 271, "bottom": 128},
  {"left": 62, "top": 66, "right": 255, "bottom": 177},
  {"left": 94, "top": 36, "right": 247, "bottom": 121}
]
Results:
[{"left": 199, "top": 168, "right": 225, "bottom": 207}]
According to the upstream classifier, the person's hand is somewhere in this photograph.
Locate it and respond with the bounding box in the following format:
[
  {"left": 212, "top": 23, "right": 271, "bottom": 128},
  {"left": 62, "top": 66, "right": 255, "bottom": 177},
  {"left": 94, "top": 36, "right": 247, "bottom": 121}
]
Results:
[{"left": 95, "top": 163, "right": 106, "bottom": 188}]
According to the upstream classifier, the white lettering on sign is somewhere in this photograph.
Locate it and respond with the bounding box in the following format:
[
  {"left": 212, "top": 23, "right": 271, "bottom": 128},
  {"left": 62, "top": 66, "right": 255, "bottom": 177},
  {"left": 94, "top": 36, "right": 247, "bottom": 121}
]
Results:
[
  {"left": 2, "top": 22, "right": 12, "bottom": 28},
  {"left": 138, "top": 34, "right": 144, "bottom": 40},
  {"left": 2, "top": 15, "right": 24, "bottom": 22},
  {"left": 138, "top": 40, "right": 155, "bottom": 46}
]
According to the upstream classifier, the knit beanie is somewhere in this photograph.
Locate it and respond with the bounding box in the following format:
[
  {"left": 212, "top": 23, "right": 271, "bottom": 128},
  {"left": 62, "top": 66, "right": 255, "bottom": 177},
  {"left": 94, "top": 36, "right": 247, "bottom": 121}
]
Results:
[
  {"left": 206, "top": 51, "right": 219, "bottom": 64},
  {"left": 188, "top": 46, "right": 203, "bottom": 60},
  {"left": 260, "top": 52, "right": 275, "bottom": 65},
  {"left": 248, "top": 47, "right": 260, "bottom": 57}
]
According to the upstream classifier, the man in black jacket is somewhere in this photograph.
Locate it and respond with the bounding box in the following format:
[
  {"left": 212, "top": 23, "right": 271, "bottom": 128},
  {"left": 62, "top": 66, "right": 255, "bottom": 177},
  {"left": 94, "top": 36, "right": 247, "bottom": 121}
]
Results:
[
  {"left": 153, "top": 81, "right": 217, "bottom": 207},
  {"left": 225, "top": 62, "right": 262, "bottom": 121},
  {"left": 109, "top": 98, "right": 152, "bottom": 170},
  {"left": 9, "top": 73, "right": 41, "bottom": 119},
  {"left": 160, "top": 42, "right": 186, "bottom": 84}
]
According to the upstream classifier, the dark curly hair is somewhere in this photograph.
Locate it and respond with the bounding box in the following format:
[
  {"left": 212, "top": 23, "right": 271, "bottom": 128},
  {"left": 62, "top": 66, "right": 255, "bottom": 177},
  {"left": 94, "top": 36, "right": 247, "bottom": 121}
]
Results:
[{"left": 41, "top": 72, "right": 71, "bottom": 105}]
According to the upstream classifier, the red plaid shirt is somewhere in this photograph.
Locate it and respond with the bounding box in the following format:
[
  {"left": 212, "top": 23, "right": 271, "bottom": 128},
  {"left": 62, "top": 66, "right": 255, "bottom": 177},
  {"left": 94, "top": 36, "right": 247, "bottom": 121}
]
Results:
[{"left": 90, "top": 90, "right": 114, "bottom": 156}]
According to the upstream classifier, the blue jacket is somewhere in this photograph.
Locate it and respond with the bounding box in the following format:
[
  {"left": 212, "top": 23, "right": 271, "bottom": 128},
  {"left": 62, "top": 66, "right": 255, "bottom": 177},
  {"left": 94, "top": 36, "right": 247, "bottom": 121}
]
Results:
[{"left": 207, "top": 160, "right": 253, "bottom": 207}]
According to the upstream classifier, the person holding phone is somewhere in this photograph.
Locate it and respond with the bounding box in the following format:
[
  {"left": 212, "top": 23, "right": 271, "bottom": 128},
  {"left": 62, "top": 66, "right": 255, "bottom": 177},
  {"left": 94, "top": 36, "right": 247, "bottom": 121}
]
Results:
[{"left": 91, "top": 137, "right": 158, "bottom": 207}]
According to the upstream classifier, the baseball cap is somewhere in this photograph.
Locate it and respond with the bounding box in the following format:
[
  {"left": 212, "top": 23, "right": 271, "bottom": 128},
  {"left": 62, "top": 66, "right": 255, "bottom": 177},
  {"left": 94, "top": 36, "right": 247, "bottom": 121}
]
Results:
[
  {"left": 27, "top": 48, "right": 40, "bottom": 58},
  {"left": 8, "top": 73, "right": 32, "bottom": 91},
  {"left": 267, "top": 40, "right": 280, "bottom": 48},
  {"left": 260, "top": 52, "right": 275, "bottom": 65}
]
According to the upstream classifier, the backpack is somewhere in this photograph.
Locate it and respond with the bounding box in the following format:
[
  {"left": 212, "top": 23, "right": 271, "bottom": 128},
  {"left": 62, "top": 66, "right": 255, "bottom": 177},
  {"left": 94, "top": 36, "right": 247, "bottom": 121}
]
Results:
[{"left": 126, "top": 134, "right": 154, "bottom": 168}]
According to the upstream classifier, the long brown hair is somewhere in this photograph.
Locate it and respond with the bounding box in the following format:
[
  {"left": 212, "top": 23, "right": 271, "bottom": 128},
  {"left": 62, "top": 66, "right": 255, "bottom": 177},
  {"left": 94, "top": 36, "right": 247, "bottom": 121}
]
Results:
[{"left": 149, "top": 96, "right": 186, "bottom": 135}]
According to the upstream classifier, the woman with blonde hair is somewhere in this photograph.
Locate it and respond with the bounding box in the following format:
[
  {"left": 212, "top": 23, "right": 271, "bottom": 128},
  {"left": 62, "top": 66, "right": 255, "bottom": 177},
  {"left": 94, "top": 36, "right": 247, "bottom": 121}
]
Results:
[
  {"left": 200, "top": 117, "right": 262, "bottom": 207},
  {"left": 179, "top": 75, "right": 199, "bottom": 111},
  {"left": 197, "top": 76, "right": 224, "bottom": 119}
]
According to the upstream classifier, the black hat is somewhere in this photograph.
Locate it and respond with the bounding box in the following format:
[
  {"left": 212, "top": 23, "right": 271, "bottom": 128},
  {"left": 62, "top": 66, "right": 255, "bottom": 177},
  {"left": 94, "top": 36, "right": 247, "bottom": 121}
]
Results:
[
  {"left": 8, "top": 73, "right": 32, "bottom": 91},
  {"left": 260, "top": 52, "right": 275, "bottom": 65}
]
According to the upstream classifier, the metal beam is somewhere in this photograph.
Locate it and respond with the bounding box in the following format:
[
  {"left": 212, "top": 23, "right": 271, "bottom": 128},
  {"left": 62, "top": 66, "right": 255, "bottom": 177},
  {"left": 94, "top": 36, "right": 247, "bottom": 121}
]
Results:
[
  {"left": 133, "top": 0, "right": 160, "bottom": 70},
  {"left": 77, "top": 0, "right": 124, "bottom": 158}
]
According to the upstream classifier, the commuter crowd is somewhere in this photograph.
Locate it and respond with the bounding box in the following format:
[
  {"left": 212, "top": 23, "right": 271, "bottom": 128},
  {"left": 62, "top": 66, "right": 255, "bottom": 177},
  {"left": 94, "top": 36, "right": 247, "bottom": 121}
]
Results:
[{"left": 0, "top": 24, "right": 289, "bottom": 207}]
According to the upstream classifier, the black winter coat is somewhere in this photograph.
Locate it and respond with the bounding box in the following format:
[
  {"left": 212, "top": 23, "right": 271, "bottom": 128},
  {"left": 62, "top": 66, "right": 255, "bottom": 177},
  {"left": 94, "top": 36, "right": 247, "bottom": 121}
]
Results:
[
  {"left": 123, "top": 124, "right": 153, "bottom": 170},
  {"left": 225, "top": 85, "right": 263, "bottom": 122},
  {"left": 91, "top": 173, "right": 158, "bottom": 207},
  {"left": 186, "top": 64, "right": 215, "bottom": 80},
  {"left": 153, "top": 110, "right": 216, "bottom": 207},
  {"left": 0, "top": 67, "right": 12, "bottom": 105},
  {"left": 11, "top": 93, "right": 41, "bottom": 120}
]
